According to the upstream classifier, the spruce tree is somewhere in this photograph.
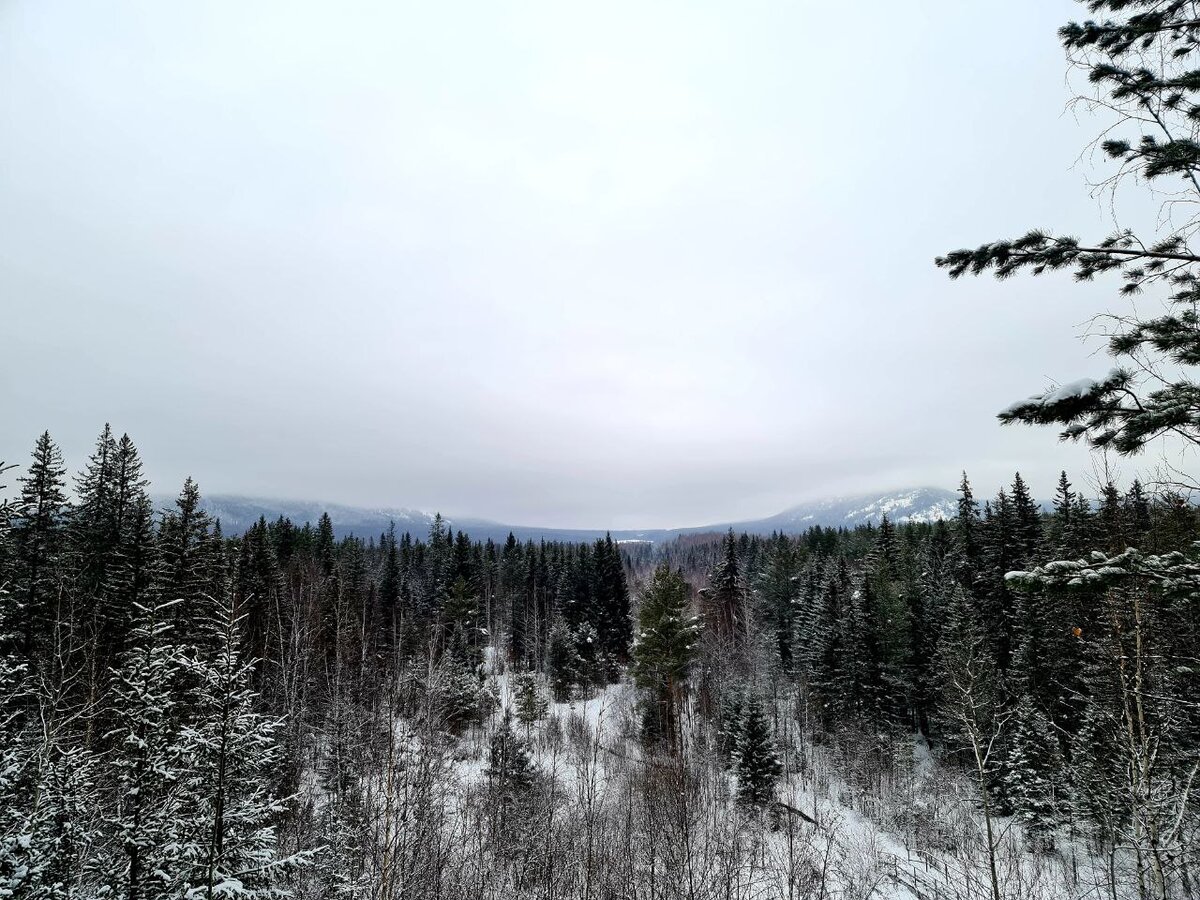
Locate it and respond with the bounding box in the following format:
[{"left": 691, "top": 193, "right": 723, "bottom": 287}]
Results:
[
  {"left": 485, "top": 710, "right": 536, "bottom": 809},
  {"left": 803, "top": 556, "right": 851, "bottom": 729},
  {"left": 175, "top": 590, "right": 310, "bottom": 897},
  {"left": 233, "top": 518, "right": 281, "bottom": 676},
  {"left": 512, "top": 671, "right": 548, "bottom": 727},
  {"left": 1005, "top": 693, "right": 1065, "bottom": 848},
  {"left": 755, "top": 535, "right": 797, "bottom": 673},
  {"left": 379, "top": 521, "right": 401, "bottom": 647},
  {"left": 954, "top": 472, "right": 981, "bottom": 589},
  {"left": 1048, "top": 471, "right": 1077, "bottom": 558},
  {"left": 1009, "top": 473, "right": 1042, "bottom": 567},
  {"left": 593, "top": 534, "right": 631, "bottom": 666},
  {"left": 158, "top": 477, "right": 212, "bottom": 611},
  {"left": 733, "top": 695, "right": 783, "bottom": 805},
  {"left": 96, "top": 599, "right": 188, "bottom": 900},
  {"left": 632, "top": 564, "right": 700, "bottom": 748},
  {"left": 0, "top": 546, "right": 31, "bottom": 895},
  {"left": 441, "top": 575, "right": 480, "bottom": 667},
  {"left": 14, "top": 432, "right": 68, "bottom": 661},
  {"left": 545, "top": 619, "right": 581, "bottom": 702},
  {"left": 68, "top": 424, "right": 119, "bottom": 603},
  {"left": 706, "top": 530, "right": 745, "bottom": 645}
]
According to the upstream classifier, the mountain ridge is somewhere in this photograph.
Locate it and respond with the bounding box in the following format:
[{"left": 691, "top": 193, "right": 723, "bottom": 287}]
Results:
[{"left": 162, "top": 486, "right": 961, "bottom": 544}]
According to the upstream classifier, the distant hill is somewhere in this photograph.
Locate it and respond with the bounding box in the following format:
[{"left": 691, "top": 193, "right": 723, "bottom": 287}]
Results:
[
  {"left": 740, "top": 487, "right": 959, "bottom": 532},
  {"left": 166, "top": 486, "right": 961, "bottom": 544}
]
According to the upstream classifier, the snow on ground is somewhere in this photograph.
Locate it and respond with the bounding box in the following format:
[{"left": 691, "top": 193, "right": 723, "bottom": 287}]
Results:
[{"left": 320, "top": 651, "right": 1119, "bottom": 899}]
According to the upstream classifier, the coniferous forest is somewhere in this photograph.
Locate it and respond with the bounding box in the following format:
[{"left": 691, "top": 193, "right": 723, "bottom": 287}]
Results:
[
  {"left": 7, "top": 1, "right": 1200, "bottom": 899},
  {"left": 2, "top": 427, "right": 1199, "bottom": 899}
]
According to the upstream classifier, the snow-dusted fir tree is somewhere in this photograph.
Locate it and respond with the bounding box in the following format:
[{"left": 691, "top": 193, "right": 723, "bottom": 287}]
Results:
[
  {"left": 705, "top": 531, "right": 745, "bottom": 645},
  {"left": 754, "top": 535, "right": 797, "bottom": 673},
  {"left": 158, "top": 477, "right": 212, "bottom": 630},
  {"left": 935, "top": 584, "right": 1009, "bottom": 900},
  {"left": 485, "top": 709, "right": 537, "bottom": 809},
  {"left": 1004, "top": 693, "right": 1064, "bottom": 848},
  {"left": 732, "top": 695, "right": 782, "bottom": 805},
  {"left": 94, "top": 599, "right": 189, "bottom": 900},
  {"left": 2, "top": 455, "right": 99, "bottom": 898},
  {"left": 545, "top": 619, "right": 581, "bottom": 702},
  {"left": 13, "top": 432, "right": 69, "bottom": 661},
  {"left": 0, "top": 493, "right": 31, "bottom": 895},
  {"left": 174, "top": 589, "right": 310, "bottom": 898},
  {"left": 511, "top": 671, "right": 547, "bottom": 727}
]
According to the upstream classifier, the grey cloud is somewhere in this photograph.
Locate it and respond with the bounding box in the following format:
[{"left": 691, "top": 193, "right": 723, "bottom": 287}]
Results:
[{"left": 0, "top": 0, "right": 1158, "bottom": 529}]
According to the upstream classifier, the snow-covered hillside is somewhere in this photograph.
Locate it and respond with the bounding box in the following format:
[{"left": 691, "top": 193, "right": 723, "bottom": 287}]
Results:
[
  {"left": 170, "top": 486, "right": 963, "bottom": 542},
  {"left": 745, "top": 487, "right": 959, "bottom": 531},
  {"left": 293, "top": 656, "right": 1125, "bottom": 900}
]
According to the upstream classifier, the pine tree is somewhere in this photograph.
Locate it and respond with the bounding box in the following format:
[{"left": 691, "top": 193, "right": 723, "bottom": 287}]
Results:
[{"left": 939, "top": 4, "right": 1200, "bottom": 462}]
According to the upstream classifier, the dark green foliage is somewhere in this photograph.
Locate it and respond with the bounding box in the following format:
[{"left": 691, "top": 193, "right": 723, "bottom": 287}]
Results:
[
  {"left": 486, "top": 710, "right": 536, "bottom": 805},
  {"left": 442, "top": 575, "right": 481, "bottom": 666},
  {"left": 593, "top": 534, "right": 632, "bottom": 665},
  {"left": 512, "top": 671, "right": 548, "bottom": 726},
  {"left": 938, "top": 4, "right": 1200, "bottom": 463},
  {"left": 13, "top": 432, "right": 68, "bottom": 659},
  {"left": 706, "top": 530, "right": 745, "bottom": 644},
  {"left": 732, "top": 695, "right": 782, "bottom": 805},
  {"left": 5, "top": 424, "right": 1200, "bottom": 888},
  {"left": 755, "top": 534, "right": 798, "bottom": 672},
  {"left": 545, "top": 619, "right": 582, "bottom": 702},
  {"left": 1005, "top": 695, "right": 1065, "bottom": 847},
  {"left": 633, "top": 564, "right": 700, "bottom": 747}
]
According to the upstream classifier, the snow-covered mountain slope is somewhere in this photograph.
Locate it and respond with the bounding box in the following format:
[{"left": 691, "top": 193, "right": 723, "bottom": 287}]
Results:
[
  {"left": 167, "top": 486, "right": 962, "bottom": 542},
  {"left": 748, "top": 487, "right": 959, "bottom": 531}
]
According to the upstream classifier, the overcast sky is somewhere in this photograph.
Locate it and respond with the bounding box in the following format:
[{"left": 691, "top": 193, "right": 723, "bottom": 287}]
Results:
[{"left": 2, "top": 0, "right": 1176, "bottom": 528}]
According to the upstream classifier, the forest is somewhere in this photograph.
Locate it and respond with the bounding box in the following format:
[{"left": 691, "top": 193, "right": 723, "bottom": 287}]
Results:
[{"left": 1, "top": 426, "right": 1198, "bottom": 899}]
